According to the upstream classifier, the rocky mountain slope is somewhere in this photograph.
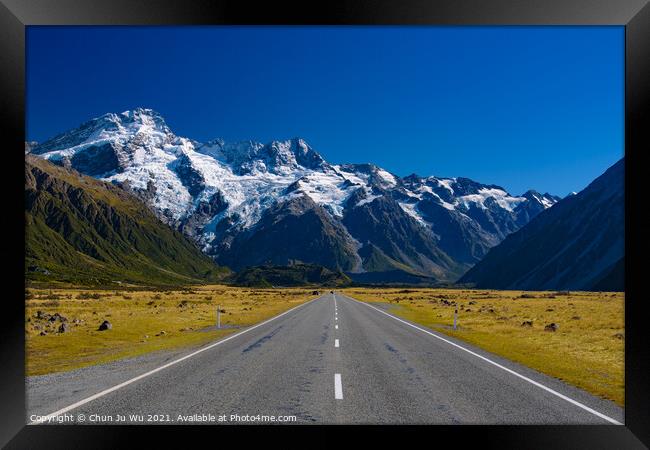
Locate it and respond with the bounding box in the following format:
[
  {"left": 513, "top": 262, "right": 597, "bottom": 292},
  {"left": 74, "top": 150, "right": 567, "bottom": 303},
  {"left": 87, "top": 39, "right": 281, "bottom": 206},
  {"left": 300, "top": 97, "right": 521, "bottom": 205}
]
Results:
[
  {"left": 31, "top": 108, "right": 559, "bottom": 282},
  {"left": 25, "top": 155, "right": 228, "bottom": 286},
  {"left": 459, "top": 158, "right": 624, "bottom": 291}
]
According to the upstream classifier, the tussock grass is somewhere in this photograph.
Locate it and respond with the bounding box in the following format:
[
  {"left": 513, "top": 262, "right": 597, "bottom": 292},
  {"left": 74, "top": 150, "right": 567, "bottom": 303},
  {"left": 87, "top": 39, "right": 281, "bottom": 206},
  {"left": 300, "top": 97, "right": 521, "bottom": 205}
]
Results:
[
  {"left": 25, "top": 285, "right": 314, "bottom": 376},
  {"left": 343, "top": 288, "right": 624, "bottom": 406}
]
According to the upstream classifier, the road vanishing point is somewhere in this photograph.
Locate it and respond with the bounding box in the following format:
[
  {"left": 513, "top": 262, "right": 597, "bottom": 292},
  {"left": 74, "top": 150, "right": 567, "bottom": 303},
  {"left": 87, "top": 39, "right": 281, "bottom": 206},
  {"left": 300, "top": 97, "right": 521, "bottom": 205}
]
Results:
[{"left": 28, "top": 293, "right": 623, "bottom": 425}]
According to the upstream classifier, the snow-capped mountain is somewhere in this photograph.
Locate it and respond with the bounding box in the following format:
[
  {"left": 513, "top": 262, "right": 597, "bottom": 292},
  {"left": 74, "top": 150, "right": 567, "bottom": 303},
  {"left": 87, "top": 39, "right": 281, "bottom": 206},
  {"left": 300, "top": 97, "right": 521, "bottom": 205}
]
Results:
[{"left": 31, "top": 108, "right": 560, "bottom": 282}]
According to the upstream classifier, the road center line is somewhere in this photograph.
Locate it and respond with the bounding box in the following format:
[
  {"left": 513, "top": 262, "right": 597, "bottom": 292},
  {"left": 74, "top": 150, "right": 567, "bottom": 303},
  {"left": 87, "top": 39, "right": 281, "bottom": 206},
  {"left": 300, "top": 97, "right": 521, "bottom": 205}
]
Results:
[
  {"left": 334, "top": 374, "right": 343, "bottom": 399},
  {"left": 335, "top": 339, "right": 340, "bottom": 348},
  {"left": 335, "top": 325, "right": 338, "bottom": 329},
  {"left": 30, "top": 295, "right": 323, "bottom": 425},
  {"left": 344, "top": 295, "right": 622, "bottom": 425}
]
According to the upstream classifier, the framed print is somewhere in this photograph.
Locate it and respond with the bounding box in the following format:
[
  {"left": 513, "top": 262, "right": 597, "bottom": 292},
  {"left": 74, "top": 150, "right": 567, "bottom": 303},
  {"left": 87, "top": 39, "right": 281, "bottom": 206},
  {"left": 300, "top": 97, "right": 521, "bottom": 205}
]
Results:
[{"left": 1, "top": 0, "right": 648, "bottom": 447}]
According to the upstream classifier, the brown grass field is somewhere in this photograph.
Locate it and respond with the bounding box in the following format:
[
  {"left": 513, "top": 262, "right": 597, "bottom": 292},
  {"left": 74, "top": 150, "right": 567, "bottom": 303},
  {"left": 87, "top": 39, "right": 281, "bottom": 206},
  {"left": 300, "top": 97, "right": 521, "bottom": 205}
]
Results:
[
  {"left": 342, "top": 288, "right": 624, "bottom": 406},
  {"left": 25, "top": 285, "right": 624, "bottom": 406},
  {"left": 25, "top": 285, "right": 314, "bottom": 376}
]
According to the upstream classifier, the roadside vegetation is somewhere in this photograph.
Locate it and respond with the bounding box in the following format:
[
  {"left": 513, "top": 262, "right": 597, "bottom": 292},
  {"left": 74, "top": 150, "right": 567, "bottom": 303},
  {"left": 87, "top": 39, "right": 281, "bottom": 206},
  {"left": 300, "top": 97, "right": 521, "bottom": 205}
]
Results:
[
  {"left": 343, "top": 288, "right": 624, "bottom": 406},
  {"left": 25, "top": 285, "right": 315, "bottom": 376},
  {"left": 25, "top": 284, "right": 624, "bottom": 406}
]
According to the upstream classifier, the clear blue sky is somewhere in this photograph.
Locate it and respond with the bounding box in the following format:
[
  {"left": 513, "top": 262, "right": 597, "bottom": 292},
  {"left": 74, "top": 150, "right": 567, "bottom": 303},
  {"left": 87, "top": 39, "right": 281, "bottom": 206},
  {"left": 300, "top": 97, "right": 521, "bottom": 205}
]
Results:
[{"left": 26, "top": 26, "right": 623, "bottom": 196}]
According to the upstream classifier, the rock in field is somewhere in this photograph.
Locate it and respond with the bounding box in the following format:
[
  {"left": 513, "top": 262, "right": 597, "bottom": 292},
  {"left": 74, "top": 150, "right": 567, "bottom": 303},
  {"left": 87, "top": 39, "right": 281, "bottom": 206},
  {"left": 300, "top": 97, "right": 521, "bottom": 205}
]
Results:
[
  {"left": 46, "top": 312, "right": 67, "bottom": 322},
  {"left": 544, "top": 323, "right": 558, "bottom": 332},
  {"left": 98, "top": 320, "right": 112, "bottom": 331},
  {"left": 58, "top": 323, "right": 70, "bottom": 333}
]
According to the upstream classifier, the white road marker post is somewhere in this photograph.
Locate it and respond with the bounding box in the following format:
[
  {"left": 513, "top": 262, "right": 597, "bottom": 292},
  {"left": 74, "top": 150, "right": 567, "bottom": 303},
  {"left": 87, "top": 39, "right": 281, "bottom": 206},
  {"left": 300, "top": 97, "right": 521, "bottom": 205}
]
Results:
[{"left": 453, "top": 305, "right": 458, "bottom": 330}]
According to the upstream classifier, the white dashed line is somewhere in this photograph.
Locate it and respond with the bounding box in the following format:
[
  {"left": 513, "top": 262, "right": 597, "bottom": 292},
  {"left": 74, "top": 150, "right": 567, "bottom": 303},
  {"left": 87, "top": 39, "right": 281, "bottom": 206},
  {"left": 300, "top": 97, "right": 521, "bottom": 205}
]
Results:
[
  {"left": 334, "top": 374, "right": 343, "bottom": 399},
  {"left": 335, "top": 339, "right": 340, "bottom": 348},
  {"left": 335, "top": 325, "right": 338, "bottom": 329}
]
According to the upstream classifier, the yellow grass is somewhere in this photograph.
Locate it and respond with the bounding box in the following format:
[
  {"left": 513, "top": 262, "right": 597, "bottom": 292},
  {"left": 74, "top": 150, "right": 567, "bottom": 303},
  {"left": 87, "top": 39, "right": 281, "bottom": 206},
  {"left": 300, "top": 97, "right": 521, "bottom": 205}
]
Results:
[
  {"left": 343, "top": 288, "right": 624, "bottom": 406},
  {"left": 25, "top": 285, "right": 315, "bottom": 376}
]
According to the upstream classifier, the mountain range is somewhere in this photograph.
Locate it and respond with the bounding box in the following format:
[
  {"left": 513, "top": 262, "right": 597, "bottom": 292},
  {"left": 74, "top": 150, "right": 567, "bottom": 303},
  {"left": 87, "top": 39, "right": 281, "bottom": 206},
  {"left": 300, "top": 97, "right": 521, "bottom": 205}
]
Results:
[
  {"left": 460, "top": 158, "right": 624, "bottom": 291},
  {"left": 28, "top": 108, "right": 563, "bottom": 283}
]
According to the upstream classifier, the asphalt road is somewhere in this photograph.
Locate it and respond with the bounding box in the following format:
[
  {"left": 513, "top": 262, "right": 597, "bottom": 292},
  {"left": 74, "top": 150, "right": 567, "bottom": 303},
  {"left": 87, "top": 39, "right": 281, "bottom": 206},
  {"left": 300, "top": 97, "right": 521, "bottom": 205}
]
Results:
[{"left": 28, "top": 293, "right": 624, "bottom": 425}]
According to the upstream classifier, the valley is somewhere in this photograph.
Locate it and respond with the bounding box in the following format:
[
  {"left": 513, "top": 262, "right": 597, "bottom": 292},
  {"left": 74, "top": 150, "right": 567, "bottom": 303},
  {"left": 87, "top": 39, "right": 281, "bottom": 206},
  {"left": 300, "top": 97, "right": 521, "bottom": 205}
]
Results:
[
  {"left": 20, "top": 25, "right": 628, "bottom": 430},
  {"left": 23, "top": 109, "right": 626, "bottom": 423}
]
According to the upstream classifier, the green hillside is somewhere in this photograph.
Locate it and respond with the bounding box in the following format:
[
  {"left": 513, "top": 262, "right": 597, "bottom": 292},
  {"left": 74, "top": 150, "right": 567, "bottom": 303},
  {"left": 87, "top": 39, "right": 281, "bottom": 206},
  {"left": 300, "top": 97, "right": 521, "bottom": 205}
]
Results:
[{"left": 25, "top": 156, "right": 229, "bottom": 287}]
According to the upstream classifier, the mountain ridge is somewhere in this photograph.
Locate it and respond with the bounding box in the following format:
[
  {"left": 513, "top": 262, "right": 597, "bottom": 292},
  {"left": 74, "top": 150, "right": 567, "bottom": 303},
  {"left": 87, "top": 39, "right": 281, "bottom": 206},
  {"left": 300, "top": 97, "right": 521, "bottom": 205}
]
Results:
[
  {"left": 32, "top": 108, "right": 561, "bottom": 282},
  {"left": 459, "top": 158, "right": 624, "bottom": 291}
]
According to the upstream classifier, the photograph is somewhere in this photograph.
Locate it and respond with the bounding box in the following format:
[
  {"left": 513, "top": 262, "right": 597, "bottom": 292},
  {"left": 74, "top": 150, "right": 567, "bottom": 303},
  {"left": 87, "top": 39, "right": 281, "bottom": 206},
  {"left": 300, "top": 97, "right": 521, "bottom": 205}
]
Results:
[{"left": 22, "top": 25, "right": 625, "bottom": 426}]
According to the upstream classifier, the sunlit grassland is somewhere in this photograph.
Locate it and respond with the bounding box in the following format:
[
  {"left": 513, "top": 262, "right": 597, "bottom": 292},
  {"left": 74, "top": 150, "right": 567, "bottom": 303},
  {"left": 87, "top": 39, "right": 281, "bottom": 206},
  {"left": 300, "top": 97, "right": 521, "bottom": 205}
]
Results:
[
  {"left": 343, "top": 288, "right": 624, "bottom": 406},
  {"left": 25, "top": 285, "right": 315, "bottom": 376}
]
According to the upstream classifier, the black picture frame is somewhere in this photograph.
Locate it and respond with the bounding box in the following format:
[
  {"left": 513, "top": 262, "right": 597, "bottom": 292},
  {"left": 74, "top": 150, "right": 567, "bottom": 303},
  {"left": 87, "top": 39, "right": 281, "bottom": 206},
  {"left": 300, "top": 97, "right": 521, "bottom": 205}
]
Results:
[{"left": 1, "top": 0, "right": 648, "bottom": 447}]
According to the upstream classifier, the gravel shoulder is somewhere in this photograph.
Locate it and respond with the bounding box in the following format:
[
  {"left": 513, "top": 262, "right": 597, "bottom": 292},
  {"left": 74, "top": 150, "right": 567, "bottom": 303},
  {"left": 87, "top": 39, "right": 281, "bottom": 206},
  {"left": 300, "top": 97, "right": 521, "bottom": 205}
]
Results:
[{"left": 27, "top": 341, "right": 216, "bottom": 419}]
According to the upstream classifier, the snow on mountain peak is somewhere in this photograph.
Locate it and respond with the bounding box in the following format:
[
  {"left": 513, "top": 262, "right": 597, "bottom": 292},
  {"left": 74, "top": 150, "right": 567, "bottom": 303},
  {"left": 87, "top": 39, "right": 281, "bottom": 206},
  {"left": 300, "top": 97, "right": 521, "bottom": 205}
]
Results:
[
  {"left": 119, "top": 107, "right": 171, "bottom": 132},
  {"left": 195, "top": 136, "right": 326, "bottom": 176},
  {"left": 32, "top": 107, "right": 175, "bottom": 157},
  {"left": 457, "top": 187, "right": 525, "bottom": 212},
  {"left": 260, "top": 138, "right": 326, "bottom": 173},
  {"left": 32, "top": 108, "right": 560, "bottom": 265},
  {"left": 522, "top": 190, "right": 561, "bottom": 209}
]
